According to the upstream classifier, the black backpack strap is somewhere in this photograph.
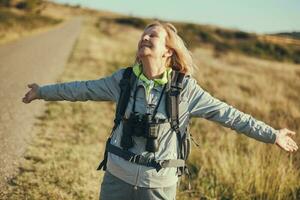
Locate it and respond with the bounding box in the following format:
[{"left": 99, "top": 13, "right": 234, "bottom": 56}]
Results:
[
  {"left": 167, "top": 70, "right": 186, "bottom": 176},
  {"left": 168, "top": 70, "right": 185, "bottom": 149},
  {"left": 97, "top": 67, "right": 135, "bottom": 171},
  {"left": 114, "top": 67, "right": 135, "bottom": 127},
  {"left": 167, "top": 71, "right": 184, "bottom": 130}
]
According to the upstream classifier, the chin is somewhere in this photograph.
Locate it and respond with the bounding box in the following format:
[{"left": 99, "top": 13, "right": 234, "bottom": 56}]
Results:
[{"left": 138, "top": 50, "right": 151, "bottom": 58}]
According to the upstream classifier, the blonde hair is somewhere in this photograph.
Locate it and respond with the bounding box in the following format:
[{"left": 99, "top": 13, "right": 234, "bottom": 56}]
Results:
[{"left": 135, "top": 21, "right": 196, "bottom": 75}]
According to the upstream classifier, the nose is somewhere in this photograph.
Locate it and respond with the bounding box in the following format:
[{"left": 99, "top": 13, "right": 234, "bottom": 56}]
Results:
[{"left": 142, "top": 34, "right": 150, "bottom": 41}]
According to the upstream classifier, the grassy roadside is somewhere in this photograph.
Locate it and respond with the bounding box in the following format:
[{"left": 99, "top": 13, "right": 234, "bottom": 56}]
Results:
[
  {"left": 1, "top": 15, "right": 139, "bottom": 200},
  {"left": 0, "top": 8, "right": 62, "bottom": 44},
  {"left": 1, "top": 14, "right": 300, "bottom": 200}
]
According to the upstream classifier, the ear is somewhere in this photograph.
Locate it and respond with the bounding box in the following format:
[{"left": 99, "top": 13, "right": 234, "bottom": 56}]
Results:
[{"left": 163, "top": 48, "right": 173, "bottom": 58}]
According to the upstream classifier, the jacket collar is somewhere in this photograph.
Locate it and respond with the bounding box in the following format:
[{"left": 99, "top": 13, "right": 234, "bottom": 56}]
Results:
[
  {"left": 132, "top": 63, "right": 172, "bottom": 87},
  {"left": 132, "top": 63, "right": 172, "bottom": 97}
]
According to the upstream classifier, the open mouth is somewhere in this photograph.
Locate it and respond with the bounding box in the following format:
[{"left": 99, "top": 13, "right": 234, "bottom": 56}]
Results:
[{"left": 140, "top": 43, "right": 151, "bottom": 48}]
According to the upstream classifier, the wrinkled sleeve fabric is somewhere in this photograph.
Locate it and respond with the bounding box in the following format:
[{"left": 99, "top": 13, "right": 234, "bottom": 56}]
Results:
[
  {"left": 187, "top": 78, "right": 277, "bottom": 144},
  {"left": 37, "top": 69, "right": 124, "bottom": 102}
]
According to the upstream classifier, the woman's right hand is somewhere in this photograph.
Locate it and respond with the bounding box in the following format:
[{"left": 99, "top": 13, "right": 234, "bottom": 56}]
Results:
[{"left": 22, "top": 83, "right": 40, "bottom": 104}]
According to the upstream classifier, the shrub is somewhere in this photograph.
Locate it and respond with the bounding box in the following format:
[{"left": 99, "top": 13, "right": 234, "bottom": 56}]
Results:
[
  {"left": 0, "top": 0, "right": 11, "bottom": 7},
  {"left": 114, "top": 17, "right": 148, "bottom": 29},
  {"left": 15, "top": 0, "right": 42, "bottom": 12}
]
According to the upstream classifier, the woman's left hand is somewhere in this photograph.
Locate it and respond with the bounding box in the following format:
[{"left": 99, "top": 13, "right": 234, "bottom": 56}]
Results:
[{"left": 275, "top": 128, "right": 298, "bottom": 152}]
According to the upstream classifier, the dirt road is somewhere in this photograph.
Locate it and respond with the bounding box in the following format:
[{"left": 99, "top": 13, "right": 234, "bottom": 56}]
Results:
[{"left": 0, "top": 17, "right": 81, "bottom": 189}]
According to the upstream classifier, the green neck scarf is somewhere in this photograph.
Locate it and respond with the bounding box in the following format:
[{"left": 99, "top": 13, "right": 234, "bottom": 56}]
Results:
[
  {"left": 133, "top": 64, "right": 172, "bottom": 85},
  {"left": 132, "top": 63, "right": 172, "bottom": 97}
]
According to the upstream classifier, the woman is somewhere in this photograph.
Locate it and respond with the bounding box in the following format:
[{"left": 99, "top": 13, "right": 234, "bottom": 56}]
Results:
[{"left": 22, "top": 21, "right": 298, "bottom": 200}]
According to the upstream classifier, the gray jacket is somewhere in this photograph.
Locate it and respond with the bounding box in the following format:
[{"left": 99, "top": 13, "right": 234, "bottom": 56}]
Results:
[{"left": 37, "top": 68, "right": 278, "bottom": 188}]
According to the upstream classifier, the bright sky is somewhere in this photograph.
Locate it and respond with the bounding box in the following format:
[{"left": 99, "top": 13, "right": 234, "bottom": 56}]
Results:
[{"left": 53, "top": 0, "right": 300, "bottom": 34}]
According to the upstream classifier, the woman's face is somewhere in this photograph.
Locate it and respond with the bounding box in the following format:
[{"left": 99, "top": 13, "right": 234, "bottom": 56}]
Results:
[{"left": 137, "top": 25, "right": 171, "bottom": 61}]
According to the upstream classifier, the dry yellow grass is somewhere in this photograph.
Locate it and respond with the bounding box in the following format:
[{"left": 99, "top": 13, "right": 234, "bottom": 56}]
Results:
[
  {"left": 258, "top": 35, "right": 300, "bottom": 47},
  {"left": 176, "top": 48, "right": 300, "bottom": 199},
  {"left": 1, "top": 6, "right": 300, "bottom": 200},
  {"left": 0, "top": 7, "right": 63, "bottom": 44}
]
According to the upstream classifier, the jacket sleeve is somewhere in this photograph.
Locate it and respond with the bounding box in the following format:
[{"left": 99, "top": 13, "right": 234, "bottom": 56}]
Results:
[
  {"left": 187, "top": 78, "right": 278, "bottom": 144},
  {"left": 37, "top": 69, "right": 124, "bottom": 102}
]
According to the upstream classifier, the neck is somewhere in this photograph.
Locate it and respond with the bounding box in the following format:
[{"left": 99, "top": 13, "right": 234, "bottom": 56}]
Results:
[{"left": 141, "top": 57, "right": 166, "bottom": 80}]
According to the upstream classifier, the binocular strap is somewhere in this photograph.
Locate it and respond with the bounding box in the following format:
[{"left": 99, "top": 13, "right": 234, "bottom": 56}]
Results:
[{"left": 106, "top": 143, "right": 185, "bottom": 172}]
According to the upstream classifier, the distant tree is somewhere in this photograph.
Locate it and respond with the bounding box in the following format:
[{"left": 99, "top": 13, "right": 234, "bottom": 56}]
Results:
[
  {"left": 16, "top": 0, "right": 42, "bottom": 12},
  {"left": 0, "top": 0, "right": 11, "bottom": 7}
]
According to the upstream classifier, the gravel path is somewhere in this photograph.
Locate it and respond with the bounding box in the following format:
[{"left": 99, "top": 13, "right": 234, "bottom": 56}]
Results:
[{"left": 0, "top": 17, "right": 81, "bottom": 190}]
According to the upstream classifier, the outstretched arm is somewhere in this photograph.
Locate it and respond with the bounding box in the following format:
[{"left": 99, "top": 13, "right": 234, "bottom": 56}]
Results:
[
  {"left": 187, "top": 78, "right": 298, "bottom": 152},
  {"left": 22, "top": 69, "right": 125, "bottom": 103}
]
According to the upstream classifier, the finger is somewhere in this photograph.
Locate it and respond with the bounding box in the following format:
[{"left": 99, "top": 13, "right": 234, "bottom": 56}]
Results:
[
  {"left": 23, "top": 96, "right": 29, "bottom": 102},
  {"left": 290, "top": 140, "right": 298, "bottom": 148},
  {"left": 282, "top": 143, "right": 290, "bottom": 151},
  {"left": 290, "top": 144, "right": 298, "bottom": 151},
  {"left": 24, "top": 94, "right": 30, "bottom": 101},
  {"left": 293, "top": 144, "right": 298, "bottom": 151},
  {"left": 291, "top": 146, "right": 298, "bottom": 152},
  {"left": 287, "top": 138, "right": 297, "bottom": 146},
  {"left": 286, "top": 139, "right": 298, "bottom": 149},
  {"left": 28, "top": 83, "right": 35, "bottom": 88},
  {"left": 285, "top": 145, "right": 294, "bottom": 152},
  {"left": 23, "top": 94, "right": 32, "bottom": 103},
  {"left": 287, "top": 143, "right": 297, "bottom": 152},
  {"left": 286, "top": 129, "right": 296, "bottom": 136},
  {"left": 22, "top": 97, "right": 29, "bottom": 104},
  {"left": 287, "top": 141, "right": 298, "bottom": 152}
]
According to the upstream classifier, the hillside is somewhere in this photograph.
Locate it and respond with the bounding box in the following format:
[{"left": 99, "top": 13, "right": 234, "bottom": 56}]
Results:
[
  {"left": 110, "top": 17, "right": 300, "bottom": 64},
  {"left": 0, "top": 0, "right": 112, "bottom": 44},
  {"left": 0, "top": 8, "right": 61, "bottom": 44},
  {"left": 274, "top": 32, "right": 300, "bottom": 40}
]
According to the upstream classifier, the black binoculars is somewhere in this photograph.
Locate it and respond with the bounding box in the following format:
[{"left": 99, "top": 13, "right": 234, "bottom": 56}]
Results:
[{"left": 121, "top": 113, "right": 159, "bottom": 152}]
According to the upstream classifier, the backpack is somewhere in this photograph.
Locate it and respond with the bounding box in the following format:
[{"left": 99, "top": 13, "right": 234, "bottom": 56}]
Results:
[{"left": 97, "top": 67, "right": 193, "bottom": 177}]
